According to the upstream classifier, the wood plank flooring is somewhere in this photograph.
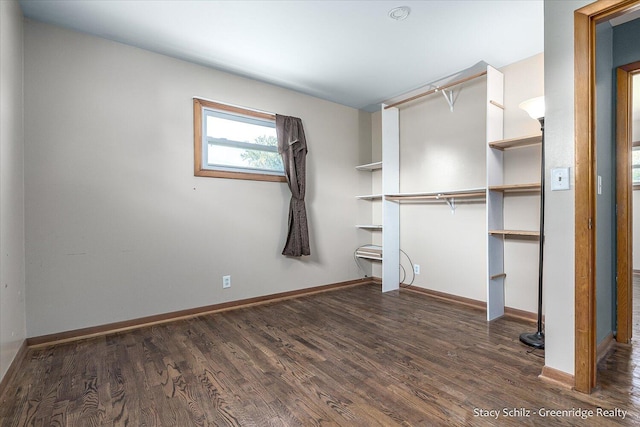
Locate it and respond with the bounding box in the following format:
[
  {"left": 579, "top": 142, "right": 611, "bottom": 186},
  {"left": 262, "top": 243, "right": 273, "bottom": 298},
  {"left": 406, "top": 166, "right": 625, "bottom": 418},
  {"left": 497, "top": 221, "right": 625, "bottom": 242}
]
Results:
[{"left": 1, "top": 282, "right": 639, "bottom": 426}]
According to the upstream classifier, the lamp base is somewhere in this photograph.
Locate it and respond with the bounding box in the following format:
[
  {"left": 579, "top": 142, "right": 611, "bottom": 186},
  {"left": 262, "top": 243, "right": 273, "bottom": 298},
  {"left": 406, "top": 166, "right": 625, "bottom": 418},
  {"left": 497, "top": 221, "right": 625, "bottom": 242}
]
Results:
[{"left": 519, "top": 331, "right": 545, "bottom": 349}]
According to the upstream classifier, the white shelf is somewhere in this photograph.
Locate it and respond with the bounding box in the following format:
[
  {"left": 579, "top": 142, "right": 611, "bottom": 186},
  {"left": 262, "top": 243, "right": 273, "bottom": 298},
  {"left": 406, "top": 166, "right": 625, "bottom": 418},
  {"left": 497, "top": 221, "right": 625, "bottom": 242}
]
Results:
[
  {"left": 356, "top": 194, "right": 383, "bottom": 200},
  {"left": 355, "top": 253, "right": 383, "bottom": 261},
  {"left": 489, "top": 134, "right": 542, "bottom": 150},
  {"left": 356, "top": 225, "right": 383, "bottom": 230},
  {"left": 489, "top": 183, "right": 541, "bottom": 193},
  {"left": 356, "top": 161, "right": 382, "bottom": 171},
  {"left": 489, "top": 229, "right": 540, "bottom": 238},
  {"left": 355, "top": 245, "right": 382, "bottom": 261}
]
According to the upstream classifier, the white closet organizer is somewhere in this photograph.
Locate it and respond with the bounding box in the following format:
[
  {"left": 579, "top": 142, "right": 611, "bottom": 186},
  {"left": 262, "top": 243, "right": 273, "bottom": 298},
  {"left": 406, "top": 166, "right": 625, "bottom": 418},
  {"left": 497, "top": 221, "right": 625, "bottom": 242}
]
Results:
[
  {"left": 379, "top": 64, "right": 510, "bottom": 319},
  {"left": 355, "top": 161, "right": 383, "bottom": 263},
  {"left": 486, "top": 133, "right": 542, "bottom": 320}
]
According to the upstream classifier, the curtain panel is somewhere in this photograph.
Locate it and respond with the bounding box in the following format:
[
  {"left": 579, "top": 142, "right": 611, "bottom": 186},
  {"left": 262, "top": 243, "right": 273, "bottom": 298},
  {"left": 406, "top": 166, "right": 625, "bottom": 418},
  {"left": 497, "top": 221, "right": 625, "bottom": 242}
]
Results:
[{"left": 276, "top": 114, "right": 310, "bottom": 257}]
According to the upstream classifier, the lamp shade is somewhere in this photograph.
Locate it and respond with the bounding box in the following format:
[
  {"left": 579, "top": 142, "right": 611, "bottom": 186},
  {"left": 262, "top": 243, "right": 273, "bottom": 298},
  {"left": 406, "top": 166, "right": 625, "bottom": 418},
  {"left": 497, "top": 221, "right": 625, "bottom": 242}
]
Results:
[{"left": 519, "top": 96, "right": 545, "bottom": 120}]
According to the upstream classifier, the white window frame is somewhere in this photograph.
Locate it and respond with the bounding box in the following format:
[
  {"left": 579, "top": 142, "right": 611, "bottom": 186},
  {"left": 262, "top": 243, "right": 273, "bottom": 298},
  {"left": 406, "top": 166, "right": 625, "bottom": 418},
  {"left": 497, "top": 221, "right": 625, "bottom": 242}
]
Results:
[
  {"left": 194, "top": 98, "right": 286, "bottom": 182},
  {"left": 633, "top": 145, "right": 640, "bottom": 187}
]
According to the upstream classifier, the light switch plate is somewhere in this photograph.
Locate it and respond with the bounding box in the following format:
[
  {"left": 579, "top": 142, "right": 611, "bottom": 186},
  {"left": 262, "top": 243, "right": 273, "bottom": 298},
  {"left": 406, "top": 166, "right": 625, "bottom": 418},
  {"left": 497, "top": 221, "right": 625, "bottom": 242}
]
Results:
[
  {"left": 597, "top": 175, "right": 602, "bottom": 195},
  {"left": 551, "top": 167, "right": 570, "bottom": 191}
]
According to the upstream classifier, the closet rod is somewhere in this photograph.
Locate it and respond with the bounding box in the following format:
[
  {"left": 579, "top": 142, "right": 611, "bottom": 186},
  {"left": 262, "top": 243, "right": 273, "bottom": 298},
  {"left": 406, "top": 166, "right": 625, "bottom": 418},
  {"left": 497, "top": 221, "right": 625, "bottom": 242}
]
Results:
[{"left": 384, "top": 70, "right": 488, "bottom": 109}]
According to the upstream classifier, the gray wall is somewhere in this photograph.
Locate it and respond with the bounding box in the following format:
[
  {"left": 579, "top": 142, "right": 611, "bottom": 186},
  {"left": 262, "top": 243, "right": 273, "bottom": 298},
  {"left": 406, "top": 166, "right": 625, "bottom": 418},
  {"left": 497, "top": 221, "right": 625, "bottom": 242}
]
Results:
[
  {"left": 0, "top": 0, "right": 26, "bottom": 382},
  {"left": 24, "top": 20, "right": 371, "bottom": 337}
]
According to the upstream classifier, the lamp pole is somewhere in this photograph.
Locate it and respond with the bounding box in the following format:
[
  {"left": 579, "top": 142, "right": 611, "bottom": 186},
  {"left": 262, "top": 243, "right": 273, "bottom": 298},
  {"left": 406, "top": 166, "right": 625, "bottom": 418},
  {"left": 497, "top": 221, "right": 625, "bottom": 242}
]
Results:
[
  {"left": 519, "top": 117, "right": 545, "bottom": 349},
  {"left": 518, "top": 96, "right": 545, "bottom": 350}
]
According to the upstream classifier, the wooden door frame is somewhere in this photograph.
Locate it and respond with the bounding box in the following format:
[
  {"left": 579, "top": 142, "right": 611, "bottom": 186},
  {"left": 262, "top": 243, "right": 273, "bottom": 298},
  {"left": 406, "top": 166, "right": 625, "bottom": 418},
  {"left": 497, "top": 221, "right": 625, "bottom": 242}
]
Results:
[
  {"left": 574, "top": 0, "right": 640, "bottom": 394},
  {"left": 616, "top": 62, "right": 639, "bottom": 344}
]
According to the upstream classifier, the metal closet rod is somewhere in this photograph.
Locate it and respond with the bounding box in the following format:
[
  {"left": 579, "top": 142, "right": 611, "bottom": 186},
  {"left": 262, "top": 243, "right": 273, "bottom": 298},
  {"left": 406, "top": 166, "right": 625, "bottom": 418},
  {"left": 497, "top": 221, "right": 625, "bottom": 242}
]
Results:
[{"left": 384, "top": 70, "right": 488, "bottom": 109}]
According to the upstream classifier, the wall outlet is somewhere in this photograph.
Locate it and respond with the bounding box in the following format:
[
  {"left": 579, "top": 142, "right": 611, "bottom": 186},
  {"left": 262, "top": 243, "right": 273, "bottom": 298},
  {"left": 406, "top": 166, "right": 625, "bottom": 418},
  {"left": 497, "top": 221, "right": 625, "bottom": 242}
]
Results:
[
  {"left": 222, "top": 275, "right": 231, "bottom": 289},
  {"left": 414, "top": 264, "right": 420, "bottom": 275}
]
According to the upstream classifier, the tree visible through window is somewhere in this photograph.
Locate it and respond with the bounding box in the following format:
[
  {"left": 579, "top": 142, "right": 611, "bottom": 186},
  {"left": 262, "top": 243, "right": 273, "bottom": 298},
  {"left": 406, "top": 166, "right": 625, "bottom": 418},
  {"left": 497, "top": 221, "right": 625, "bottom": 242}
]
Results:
[
  {"left": 194, "top": 98, "right": 286, "bottom": 182},
  {"left": 240, "top": 135, "right": 282, "bottom": 170}
]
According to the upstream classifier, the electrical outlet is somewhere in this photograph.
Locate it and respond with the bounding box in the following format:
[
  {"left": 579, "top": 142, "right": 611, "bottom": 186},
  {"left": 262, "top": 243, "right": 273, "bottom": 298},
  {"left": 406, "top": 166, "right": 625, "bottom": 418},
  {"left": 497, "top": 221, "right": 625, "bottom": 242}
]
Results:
[
  {"left": 414, "top": 264, "right": 420, "bottom": 275},
  {"left": 222, "top": 275, "right": 231, "bottom": 289}
]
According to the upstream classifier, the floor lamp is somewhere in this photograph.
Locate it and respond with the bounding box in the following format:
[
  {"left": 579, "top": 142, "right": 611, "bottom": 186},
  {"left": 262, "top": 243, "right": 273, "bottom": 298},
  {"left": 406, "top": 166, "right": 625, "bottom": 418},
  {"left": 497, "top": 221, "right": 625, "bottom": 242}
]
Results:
[{"left": 518, "top": 96, "right": 545, "bottom": 349}]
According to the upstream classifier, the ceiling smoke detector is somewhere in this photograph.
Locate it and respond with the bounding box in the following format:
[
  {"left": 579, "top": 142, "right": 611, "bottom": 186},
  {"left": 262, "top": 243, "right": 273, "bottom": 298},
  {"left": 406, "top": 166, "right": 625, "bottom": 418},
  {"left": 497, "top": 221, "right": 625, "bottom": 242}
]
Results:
[{"left": 388, "top": 6, "right": 411, "bottom": 21}]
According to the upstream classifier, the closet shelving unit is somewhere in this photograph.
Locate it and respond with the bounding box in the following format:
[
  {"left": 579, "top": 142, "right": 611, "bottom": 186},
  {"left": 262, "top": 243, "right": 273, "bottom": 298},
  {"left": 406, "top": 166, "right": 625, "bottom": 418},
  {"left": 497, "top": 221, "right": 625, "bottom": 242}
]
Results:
[
  {"left": 355, "top": 161, "right": 383, "bottom": 262},
  {"left": 379, "top": 65, "right": 506, "bottom": 310},
  {"left": 373, "top": 63, "right": 542, "bottom": 321},
  {"left": 487, "top": 132, "right": 543, "bottom": 320}
]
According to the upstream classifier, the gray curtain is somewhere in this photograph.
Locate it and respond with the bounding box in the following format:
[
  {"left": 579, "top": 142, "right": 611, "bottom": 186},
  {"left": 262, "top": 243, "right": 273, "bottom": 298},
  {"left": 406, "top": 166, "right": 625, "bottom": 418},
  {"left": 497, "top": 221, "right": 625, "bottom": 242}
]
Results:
[{"left": 276, "top": 114, "right": 310, "bottom": 256}]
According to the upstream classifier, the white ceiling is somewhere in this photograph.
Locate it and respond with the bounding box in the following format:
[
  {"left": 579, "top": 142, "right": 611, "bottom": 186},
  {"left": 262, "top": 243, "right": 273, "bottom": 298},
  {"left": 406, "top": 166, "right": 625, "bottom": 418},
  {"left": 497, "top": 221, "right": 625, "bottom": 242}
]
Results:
[{"left": 18, "top": 0, "right": 544, "bottom": 112}]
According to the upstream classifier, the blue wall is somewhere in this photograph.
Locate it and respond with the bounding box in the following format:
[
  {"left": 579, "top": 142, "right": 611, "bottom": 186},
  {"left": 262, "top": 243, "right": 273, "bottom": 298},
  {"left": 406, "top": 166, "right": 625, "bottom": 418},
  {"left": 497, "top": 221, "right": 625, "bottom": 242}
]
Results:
[
  {"left": 595, "top": 22, "right": 615, "bottom": 345},
  {"left": 614, "top": 18, "right": 640, "bottom": 67},
  {"left": 613, "top": 18, "right": 640, "bottom": 337},
  {"left": 593, "top": 17, "right": 640, "bottom": 346}
]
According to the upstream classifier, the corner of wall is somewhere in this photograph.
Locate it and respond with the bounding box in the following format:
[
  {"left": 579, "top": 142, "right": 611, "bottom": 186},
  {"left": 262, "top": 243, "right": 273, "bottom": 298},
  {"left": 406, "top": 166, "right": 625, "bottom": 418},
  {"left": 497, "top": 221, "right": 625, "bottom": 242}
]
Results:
[{"left": 0, "top": 0, "right": 27, "bottom": 383}]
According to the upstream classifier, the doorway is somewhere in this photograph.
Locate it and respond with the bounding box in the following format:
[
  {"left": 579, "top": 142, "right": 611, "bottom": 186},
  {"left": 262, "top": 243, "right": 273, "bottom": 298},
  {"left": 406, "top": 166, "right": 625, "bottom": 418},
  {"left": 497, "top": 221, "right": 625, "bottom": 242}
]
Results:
[
  {"left": 574, "top": 0, "right": 640, "bottom": 394},
  {"left": 615, "top": 64, "right": 639, "bottom": 345}
]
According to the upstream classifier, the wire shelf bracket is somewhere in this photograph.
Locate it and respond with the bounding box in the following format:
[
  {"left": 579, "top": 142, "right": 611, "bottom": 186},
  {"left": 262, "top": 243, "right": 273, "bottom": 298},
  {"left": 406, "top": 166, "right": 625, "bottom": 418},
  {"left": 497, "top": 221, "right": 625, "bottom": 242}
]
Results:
[
  {"left": 438, "top": 87, "right": 456, "bottom": 112},
  {"left": 437, "top": 194, "right": 457, "bottom": 214}
]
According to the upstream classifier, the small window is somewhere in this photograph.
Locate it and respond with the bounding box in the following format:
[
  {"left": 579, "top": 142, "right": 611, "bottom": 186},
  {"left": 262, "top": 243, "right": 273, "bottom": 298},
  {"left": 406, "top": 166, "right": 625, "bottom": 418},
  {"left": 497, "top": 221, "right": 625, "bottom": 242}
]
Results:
[{"left": 194, "top": 98, "right": 286, "bottom": 182}]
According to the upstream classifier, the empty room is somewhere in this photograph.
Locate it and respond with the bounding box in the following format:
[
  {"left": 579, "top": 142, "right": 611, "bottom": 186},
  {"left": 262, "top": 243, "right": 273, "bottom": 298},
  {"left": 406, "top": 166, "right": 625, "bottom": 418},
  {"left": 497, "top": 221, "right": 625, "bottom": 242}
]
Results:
[{"left": 1, "top": 0, "right": 640, "bottom": 425}]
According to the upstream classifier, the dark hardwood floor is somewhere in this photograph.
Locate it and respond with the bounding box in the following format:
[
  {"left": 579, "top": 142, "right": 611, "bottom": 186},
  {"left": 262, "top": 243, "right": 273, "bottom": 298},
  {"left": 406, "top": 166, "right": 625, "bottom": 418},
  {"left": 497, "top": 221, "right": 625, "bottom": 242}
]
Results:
[{"left": 1, "top": 282, "right": 638, "bottom": 426}]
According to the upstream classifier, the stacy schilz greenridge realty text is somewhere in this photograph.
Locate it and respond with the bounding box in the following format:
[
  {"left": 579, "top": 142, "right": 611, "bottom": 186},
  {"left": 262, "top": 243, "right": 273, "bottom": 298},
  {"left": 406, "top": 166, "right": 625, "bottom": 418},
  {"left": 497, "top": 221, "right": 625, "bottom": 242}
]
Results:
[{"left": 473, "top": 407, "right": 628, "bottom": 420}]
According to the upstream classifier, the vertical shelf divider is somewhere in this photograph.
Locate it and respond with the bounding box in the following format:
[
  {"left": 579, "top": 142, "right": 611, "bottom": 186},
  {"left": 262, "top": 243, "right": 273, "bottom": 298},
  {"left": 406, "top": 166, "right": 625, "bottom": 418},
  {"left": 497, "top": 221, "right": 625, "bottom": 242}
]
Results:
[
  {"left": 382, "top": 104, "right": 400, "bottom": 292},
  {"left": 486, "top": 66, "right": 505, "bottom": 320}
]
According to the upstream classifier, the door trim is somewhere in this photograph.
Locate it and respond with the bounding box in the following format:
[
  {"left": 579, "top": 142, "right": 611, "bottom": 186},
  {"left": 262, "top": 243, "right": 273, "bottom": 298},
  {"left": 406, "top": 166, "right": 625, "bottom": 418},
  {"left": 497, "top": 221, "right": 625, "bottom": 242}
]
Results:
[{"left": 574, "top": 0, "right": 640, "bottom": 394}]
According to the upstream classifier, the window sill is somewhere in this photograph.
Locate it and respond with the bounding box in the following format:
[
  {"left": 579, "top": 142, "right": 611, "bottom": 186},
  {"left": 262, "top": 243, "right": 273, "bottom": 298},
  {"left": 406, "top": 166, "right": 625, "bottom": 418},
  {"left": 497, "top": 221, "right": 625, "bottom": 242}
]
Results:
[{"left": 195, "top": 168, "right": 286, "bottom": 182}]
